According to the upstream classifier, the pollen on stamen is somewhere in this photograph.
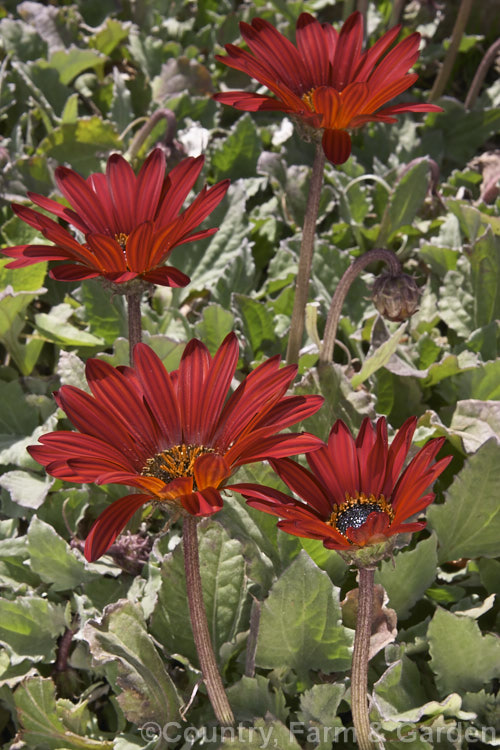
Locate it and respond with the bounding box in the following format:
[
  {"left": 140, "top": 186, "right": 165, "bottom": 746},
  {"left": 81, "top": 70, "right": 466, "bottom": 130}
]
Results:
[
  {"left": 301, "top": 89, "right": 316, "bottom": 111},
  {"left": 115, "top": 232, "right": 129, "bottom": 250},
  {"left": 141, "top": 444, "right": 215, "bottom": 485},
  {"left": 326, "top": 492, "right": 394, "bottom": 537}
]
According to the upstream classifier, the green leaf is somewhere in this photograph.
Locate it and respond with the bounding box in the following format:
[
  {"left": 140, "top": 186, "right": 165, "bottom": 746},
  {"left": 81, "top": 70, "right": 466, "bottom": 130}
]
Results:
[
  {"left": 375, "top": 535, "right": 438, "bottom": 619},
  {"left": 255, "top": 552, "right": 353, "bottom": 681},
  {"left": 299, "top": 538, "right": 348, "bottom": 587},
  {"left": 232, "top": 294, "right": 275, "bottom": 358},
  {"left": 35, "top": 303, "right": 106, "bottom": 347},
  {"left": 0, "top": 470, "right": 53, "bottom": 510},
  {"left": 211, "top": 115, "right": 261, "bottom": 181},
  {"left": 428, "top": 607, "right": 500, "bottom": 696},
  {"left": 351, "top": 322, "right": 407, "bottom": 388},
  {"left": 91, "top": 18, "right": 130, "bottom": 56},
  {"left": 0, "top": 597, "right": 66, "bottom": 664},
  {"left": 470, "top": 228, "right": 500, "bottom": 329},
  {"left": 36, "top": 117, "right": 121, "bottom": 175},
  {"left": 448, "top": 400, "right": 500, "bottom": 454},
  {"left": 14, "top": 677, "right": 113, "bottom": 750},
  {"left": 83, "top": 601, "right": 181, "bottom": 728},
  {"left": 151, "top": 520, "right": 250, "bottom": 667},
  {"left": 194, "top": 304, "right": 235, "bottom": 355},
  {"left": 373, "top": 655, "right": 471, "bottom": 729},
  {"left": 0, "top": 381, "right": 39, "bottom": 453},
  {"left": 458, "top": 359, "right": 500, "bottom": 400},
  {"left": 110, "top": 68, "right": 134, "bottom": 133},
  {"left": 219, "top": 718, "right": 302, "bottom": 749},
  {"left": 43, "top": 47, "right": 106, "bottom": 85},
  {"left": 183, "top": 184, "right": 256, "bottom": 307},
  {"left": 298, "top": 682, "right": 345, "bottom": 729},
  {"left": 225, "top": 675, "right": 288, "bottom": 722},
  {"left": 80, "top": 279, "right": 127, "bottom": 346},
  {"left": 27, "top": 517, "right": 90, "bottom": 591},
  {"left": 438, "top": 264, "right": 474, "bottom": 338},
  {"left": 378, "top": 159, "right": 430, "bottom": 243},
  {"left": 427, "top": 440, "right": 500, "bottom": 562}
]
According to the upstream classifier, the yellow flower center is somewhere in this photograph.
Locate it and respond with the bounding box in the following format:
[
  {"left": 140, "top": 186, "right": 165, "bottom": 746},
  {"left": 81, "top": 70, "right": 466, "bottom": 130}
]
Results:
[
  {"left": 327, "top": 491, "right": 394, "bottom": 537},
  {"left": 141, "top": 444, "right": 215, "bottom": 484}
]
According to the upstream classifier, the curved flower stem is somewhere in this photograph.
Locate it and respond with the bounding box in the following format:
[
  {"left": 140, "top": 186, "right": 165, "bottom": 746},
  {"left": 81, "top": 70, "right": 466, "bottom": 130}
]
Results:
[
  {"left": 126, "top": 291, "right": 143, "bottom": 366},
  {"left": 127, "top": 108, "right": 178, "bottom": 162},
  {"left": 286, "top": 142, "right": 326, "bottom": 365},
  {"left": 183, "top": 516, "right": 235, "bottom": 726},
  {"left": 351, "top": 566, "right": 375, "bottom": 750},
  {"left": 319, "top": 248, "right": 401, "bottom": 365},
  {"left": 464, "top": 37, "right": 500, "bottom": 110},
  {"left": 429, "top": 0, "right": 473, "bottom": 102}
]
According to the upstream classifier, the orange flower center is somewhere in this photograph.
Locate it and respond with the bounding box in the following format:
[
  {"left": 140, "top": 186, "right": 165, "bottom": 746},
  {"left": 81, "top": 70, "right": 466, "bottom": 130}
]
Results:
[
  {"left": 327, "top": 491, "right": 394, "bottom": 536},
  {"left": 141, "top": 444, "right": 215, "bottom": 484},
  {"left": 115, "top": 232, "right": 129, "bottom": 249}
]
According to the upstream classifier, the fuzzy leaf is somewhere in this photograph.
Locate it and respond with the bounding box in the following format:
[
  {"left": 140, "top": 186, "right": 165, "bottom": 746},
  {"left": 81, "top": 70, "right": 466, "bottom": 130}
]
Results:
[{"left": 255, "top": 552, "right": 353, "bottom": 680}]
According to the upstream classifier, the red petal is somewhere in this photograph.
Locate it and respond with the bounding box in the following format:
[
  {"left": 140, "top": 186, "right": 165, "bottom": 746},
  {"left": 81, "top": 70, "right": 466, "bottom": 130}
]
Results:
[
  {"left": 331, "top": 12, "right": 364, "bottom": 89},
  {"left": 50, "top": 264, "right": 100, "bottom": 281},
  {"left": 133, "top": 343, "right": 182, "bottom": 444},
  {"left": 198, "top": 332, "right": 239, "bottom": 442},
  {"left": 181, "top": 486, "right": 223, "bottom": 516},
  {"left": 84, "top": 493, "right": 148, "bottom": 561},
  {"left": 240, "top": 17, "right": 305, "bottom": 93},
  {"left": 135, "top": 148, "right": 166, "bottom": 225},
  {"left": 345, "top": 510, "right": 392, "bottom": 546},
  {"left": 326, "top": 420, "right": 359, "bottom": 495},
  {"left": 55, "top": 166, "right": 114, "bottom": 235},
  {"left": 382, "top": 416, "right": 416, "bottom": 497},
  {"left": 178, "top": 338, "right": 212, "bottom": 443},
  {"left": 296, "top": 13, "right": 332, "bottom": 87},
  {"left": 363, "top": 418, "right": 388, "bottom": 497},
  {"left": 155, "top": 156, "right": 205, "bottom": 227},
  {"left": 106, "top": 153, "right": 137, "bottom": 233},
  {"left": 85, "top": 358, "right": 161, "bottom": 456},
  {"left": 322, "top": 128, "right": 352, "bottom": 164},
  {"left": 353, "top": 24, "right": 402, "bottom": 82},
  {"left": 193, "top": 453, "right": 231, "bottom": 490},
  {"left": 142, "top": 266, "right": 190, "bottom": 287},
  {"left": 269, "top": 457, "right": 332, "bottom": 516}
]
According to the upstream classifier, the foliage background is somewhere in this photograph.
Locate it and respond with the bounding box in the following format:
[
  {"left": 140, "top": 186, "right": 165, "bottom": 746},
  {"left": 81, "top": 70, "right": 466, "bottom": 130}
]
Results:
[{"left": 0, "top": 0, "right": 499, "bottom": 748}]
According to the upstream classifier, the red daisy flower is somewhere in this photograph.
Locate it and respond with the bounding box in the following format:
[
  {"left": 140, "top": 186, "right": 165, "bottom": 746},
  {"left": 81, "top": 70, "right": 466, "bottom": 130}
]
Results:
[
  {"left": 2, "top": 149, "right": 229, "bottom": 286},
  {"left": 28, "top": 333, "right": 324, "bottom": 561},
  {"left": 232, "top": 416, "right": 452, "bottom": 555},
  {"left": 214, "top": 12, "right": 441, "bottom": 165}
]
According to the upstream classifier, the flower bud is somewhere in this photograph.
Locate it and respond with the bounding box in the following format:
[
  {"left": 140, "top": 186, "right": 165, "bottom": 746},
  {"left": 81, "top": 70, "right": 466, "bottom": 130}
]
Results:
[{"left": 372, "top": 272, "right": 420, "bottom": 322}]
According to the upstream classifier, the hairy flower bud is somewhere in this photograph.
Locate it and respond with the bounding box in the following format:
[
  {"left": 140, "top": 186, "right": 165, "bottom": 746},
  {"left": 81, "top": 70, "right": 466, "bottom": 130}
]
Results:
[{"left": 372, "top": 272, "right": 420, "bottom": 322}]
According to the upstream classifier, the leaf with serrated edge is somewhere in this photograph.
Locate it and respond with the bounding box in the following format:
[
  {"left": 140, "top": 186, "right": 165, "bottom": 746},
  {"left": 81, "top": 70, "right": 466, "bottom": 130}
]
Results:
[
  {"left": 83, "top": 600, "right": 181, "bottom": 726},
  {"left": 255, "top": 552, "right": 352, "bottom": 681},
  {"left": 427, "top": 439, "right": 500, "bottom": 562}
]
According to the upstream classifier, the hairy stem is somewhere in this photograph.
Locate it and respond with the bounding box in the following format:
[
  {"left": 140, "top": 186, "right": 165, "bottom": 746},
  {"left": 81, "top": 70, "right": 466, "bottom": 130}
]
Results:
[
  {"left": 319, "top": 248, "right": 401, "bottom": 365},
  {"left": 465, "top": 37, "right": 500, "bottom": 110},
  {"left": 183, "top": 516, "right": 234, "bottom": 726},
  {"left": 351, "top": 567, "right": 375, "bottom": 750},
  {"left": 128, "top": 108, "right": 178, "bottom": 162},
  {"left": 126, "top": 291, "right": 143, "bottom": 366},
  {"left": 286, "top": 143, "right": 326, "bottom": 365},
  {"left": 429, "top": 0, "right": 473, "bottom": 102}
]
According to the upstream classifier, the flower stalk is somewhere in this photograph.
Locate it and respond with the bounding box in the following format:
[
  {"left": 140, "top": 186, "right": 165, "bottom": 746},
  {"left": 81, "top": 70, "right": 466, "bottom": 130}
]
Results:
[
  {"left": 126, "top": 290, "right": 142, "bottom": 366},
  {"left": 182, "top": 516, "right": 235, "bottom": 726},
  {"left": 319, "top": 247, "right": 402, "bottom": 365},
  {"left": 286, "top": 142, "right": 326, "bottom": 365},
  {"left": 429, "top": 0, "right": 473, "bottom": 102},
  {"left": 351, "top": 566, "right": 376, "bottom": 750}
]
